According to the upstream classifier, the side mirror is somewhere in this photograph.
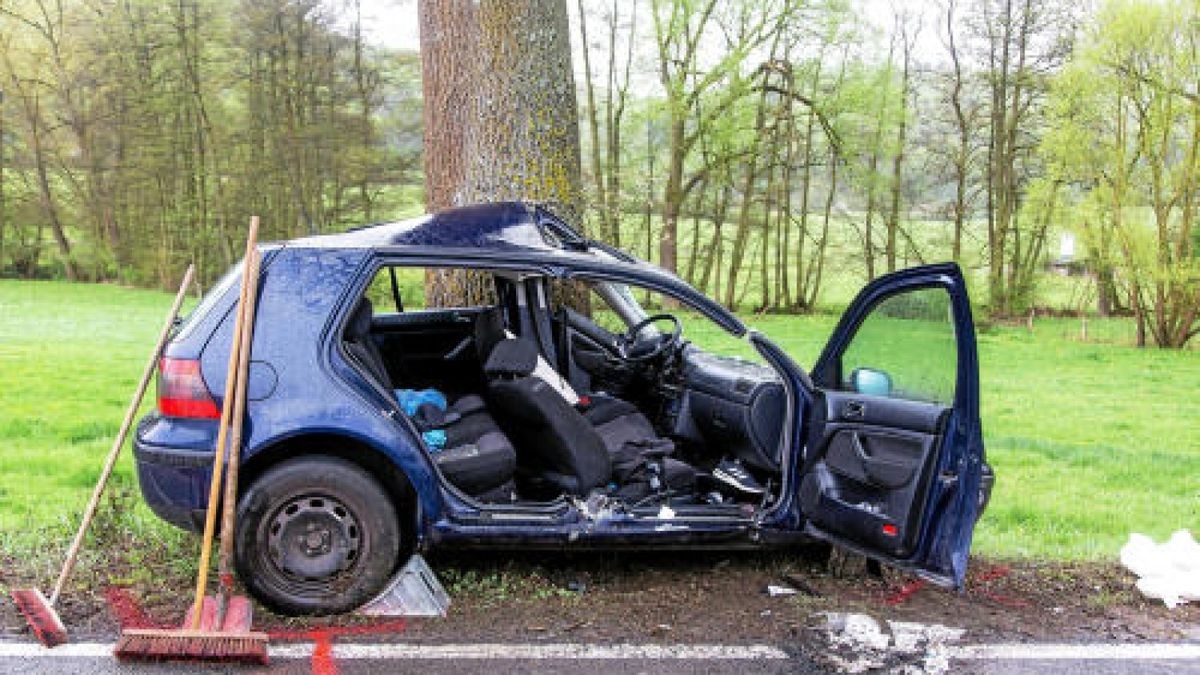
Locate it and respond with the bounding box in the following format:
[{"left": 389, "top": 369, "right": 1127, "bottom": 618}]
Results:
[{"left": 849, "top": 367, "right": 892, "bottom": 397}]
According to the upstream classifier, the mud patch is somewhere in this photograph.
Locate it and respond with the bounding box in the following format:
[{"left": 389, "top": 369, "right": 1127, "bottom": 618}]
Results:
[{"left": 2, "top": 547, "right": 1196, "bottom": 648}]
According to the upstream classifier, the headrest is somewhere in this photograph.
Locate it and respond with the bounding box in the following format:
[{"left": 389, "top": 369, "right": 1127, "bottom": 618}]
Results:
[
  {"left": 347, "top": 297, "right": 374, "bottom": 340},
  {"left": 483, "top": 339, "right": 538, "bottom": 378},
  {"left": 474, "top": 306, "right": 506, "bottom": 361}
]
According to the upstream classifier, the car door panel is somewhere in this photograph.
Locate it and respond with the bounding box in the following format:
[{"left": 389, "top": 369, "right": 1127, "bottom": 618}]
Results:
[
  {"left": 799, "top": 263, "right": 986, "bottom": 587},
  {"left": 826, "top": 426, "right": 930, "bottom": 489},
  {"left": 371, "top": 307, "right": 483, "bottom": 393},
  {"left": 801, "top": 390, "right": 949, "bottom": 557}
]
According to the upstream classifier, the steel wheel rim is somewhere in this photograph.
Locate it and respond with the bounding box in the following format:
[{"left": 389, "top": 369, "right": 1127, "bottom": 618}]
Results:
[{"left": 261, "top": 491, "right": 366, "bottom": 598}]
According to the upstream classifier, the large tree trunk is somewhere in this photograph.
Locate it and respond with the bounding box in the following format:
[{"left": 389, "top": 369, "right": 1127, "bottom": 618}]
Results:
[
  {"left": 461, "top": 0, "right": 582, "bottom": 221},
  {"left": 419, "top": 0, "right": 583, "bottom": 308},
  {"left": 419, "top": 0, "right": 477, "bottom": 212},
  {"left": 466, "top": 0, "right": 585, "bottom": 311},
  {"left": 419, "top": 0, "right": 491, "bottom": 306}
]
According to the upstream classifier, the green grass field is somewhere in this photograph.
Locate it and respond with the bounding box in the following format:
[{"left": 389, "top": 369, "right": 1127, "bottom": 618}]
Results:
[{"left": 0, "top": 279, "right": 1196, "bottom": 570}]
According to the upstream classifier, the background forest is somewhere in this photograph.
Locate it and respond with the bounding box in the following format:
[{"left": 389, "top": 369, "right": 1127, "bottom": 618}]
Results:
[{"left": 1, "top": 0, "right": 1199, "bottom": 348}]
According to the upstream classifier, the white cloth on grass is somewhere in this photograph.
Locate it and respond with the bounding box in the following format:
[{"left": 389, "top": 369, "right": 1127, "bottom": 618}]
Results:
[{"left": 1120, "top": 530, "right": 1200, "bottom": 609}]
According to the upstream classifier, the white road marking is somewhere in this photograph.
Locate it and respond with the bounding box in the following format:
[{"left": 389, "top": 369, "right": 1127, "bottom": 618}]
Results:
[
  {"left": 0, "top": 643, "right": 113, "bottom": 658},
  {"left": 0, "top": 641, "right": 787, "bottom": 661},
  {"left": 329, "top": 643, "right": 790, "bottom": 660},
  {"left": 0, "top": 641, "right": 1197, "bottom": 662},
  {"left": 950, "top": 643, "right": 1200, "bottom": 660}
]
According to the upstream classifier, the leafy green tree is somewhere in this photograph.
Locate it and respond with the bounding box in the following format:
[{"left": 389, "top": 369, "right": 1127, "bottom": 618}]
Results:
[{"left": 1042, "top": 0, "right": 1200, "bottom": 347}]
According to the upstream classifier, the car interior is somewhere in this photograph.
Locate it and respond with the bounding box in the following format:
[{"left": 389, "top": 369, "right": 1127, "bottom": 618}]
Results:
[{"left": 342, "top": 265, "right": 790, "bottom": 515}]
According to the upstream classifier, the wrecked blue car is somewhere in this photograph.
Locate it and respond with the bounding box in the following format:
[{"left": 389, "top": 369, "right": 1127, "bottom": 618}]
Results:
[{"left": 134, "top": 202, "right": 994, "bottom": 615}]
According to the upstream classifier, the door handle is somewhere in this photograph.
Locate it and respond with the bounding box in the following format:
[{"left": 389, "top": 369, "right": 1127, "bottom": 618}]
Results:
[
  {"left": 850, "top": 431, "right": 871, "bottom": 458},
  {"left": 843, "top": 400, "right": 866, "bottom": 419}
]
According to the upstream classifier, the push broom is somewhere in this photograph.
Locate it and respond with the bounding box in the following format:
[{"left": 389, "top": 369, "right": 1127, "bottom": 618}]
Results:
[
  {"left": 10, "top": 264, "right": 196, "bottom": 647},
  {"left": 115, "top": 218, "right": 268, "bottom": 664}
]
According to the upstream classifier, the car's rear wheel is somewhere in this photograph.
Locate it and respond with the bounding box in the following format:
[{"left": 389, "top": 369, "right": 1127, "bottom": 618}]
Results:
[{"left": 235, "top": 455, "right": 401, "bottom": 615}]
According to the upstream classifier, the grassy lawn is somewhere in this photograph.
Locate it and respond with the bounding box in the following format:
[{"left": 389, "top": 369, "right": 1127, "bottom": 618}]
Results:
[
  {"left": 0, "top": 281, "right": 198, "bottom": 582},
  {"left": 0, "top": 279, "right": 1196, "bottom": 571},
  {"left": 733, "top": 313, "right": 1200, "bottom": 559}
]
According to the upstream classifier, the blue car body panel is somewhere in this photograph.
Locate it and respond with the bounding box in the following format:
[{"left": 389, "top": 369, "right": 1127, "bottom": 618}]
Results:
[{"left": 133, "top": 202, "right": 985, "bottom": 585}]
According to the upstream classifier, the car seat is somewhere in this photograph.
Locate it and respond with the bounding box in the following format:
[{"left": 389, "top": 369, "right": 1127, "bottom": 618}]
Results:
[
  {"left": 483, "top": 338, "right": 611, "bottom": 499},
  {"left": 346, "top": 300, "right": 519, "bottom": 502},
  {"left": 580, "top": 395, "right": 697, "bottom": 503},
  {"left": 474, "top": 306, "right": 507, "bottom": 364},
  {"left": 433, "top": 394, "right": 518, "bottom": 502},
  {"left": 344, "top": 297, "right": 392, "bottom": 389}
]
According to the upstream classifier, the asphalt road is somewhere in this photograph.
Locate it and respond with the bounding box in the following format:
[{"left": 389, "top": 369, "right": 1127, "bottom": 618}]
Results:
[
  {"left": 2, "top": 641, "right": 1199, "bottom": 674},
  {"left": 958, "top": 660, "right": 1200, "bottom": 675}
]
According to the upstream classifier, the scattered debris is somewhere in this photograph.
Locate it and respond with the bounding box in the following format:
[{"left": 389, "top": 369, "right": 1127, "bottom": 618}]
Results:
[
  {"left": 814, "top": 612, "right": 964, "bottom": 675},
  {"left": 887, "top": 621, "right": 965, "bottom": 651},
  {"left": 567, "top": 580, "right": 587, "bottom": 594},
  {"left": 1121, "top": 530, "right": 1200, "bottom": 609},
  {"left": 781, "top": 573, "right": 821, "bottom": 597},
  {"left": 766, "top": 584, "right": 797, "bottom": 597},
  {"left": 821, "top": 612, "right": 891, "bottom": 651}
]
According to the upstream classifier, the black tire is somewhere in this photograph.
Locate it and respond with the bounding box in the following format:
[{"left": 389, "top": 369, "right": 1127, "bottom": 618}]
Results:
[{"left": 235, "top": 455, "right": 401, "bottom": 616}]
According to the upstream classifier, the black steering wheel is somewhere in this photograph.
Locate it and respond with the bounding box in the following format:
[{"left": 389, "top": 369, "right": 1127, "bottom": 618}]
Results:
[{"left": 615, "top": 313, "right": 683, "bottom": 363}]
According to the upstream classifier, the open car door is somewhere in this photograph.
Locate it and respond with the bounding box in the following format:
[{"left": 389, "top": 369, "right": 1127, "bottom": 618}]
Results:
[{"left": 799, "top": 263, "right": 987, "bottom": 588}]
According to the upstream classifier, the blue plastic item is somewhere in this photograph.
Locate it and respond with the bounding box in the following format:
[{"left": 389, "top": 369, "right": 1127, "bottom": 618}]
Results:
[
  {"left": 422, "top": 429, "right": 447, "bottom": 450},
  {"left": 394, "top": 388, "right": 448, "bottom": 417}
]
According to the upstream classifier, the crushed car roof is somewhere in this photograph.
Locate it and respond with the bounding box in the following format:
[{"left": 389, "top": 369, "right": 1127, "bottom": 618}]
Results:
[{"left": 296, "top": 202, "right": 587, "bottom": 254}]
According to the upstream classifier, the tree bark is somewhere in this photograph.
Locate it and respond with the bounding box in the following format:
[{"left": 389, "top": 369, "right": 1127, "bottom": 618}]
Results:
[
  {"left": 420, "top": 0, "right": 584, "bottom": 308},
  {"left": 461, "top": 0, "right": 583, "bottom": 222},
  {"left": 419, "top": 0, "right": 491, "bottom": 306},
  {"left": 419, "top": 0, "right": 478, "bottom": 213}
]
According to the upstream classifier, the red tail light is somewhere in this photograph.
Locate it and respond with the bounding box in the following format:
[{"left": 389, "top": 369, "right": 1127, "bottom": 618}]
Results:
[{"left": 158, "top": 358, "right": 221, "bottom": 419}]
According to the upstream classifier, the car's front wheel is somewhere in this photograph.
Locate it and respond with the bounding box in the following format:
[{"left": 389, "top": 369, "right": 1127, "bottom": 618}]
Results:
[{"left": 235, "top": 455, "right": 401, "bottom": 615}]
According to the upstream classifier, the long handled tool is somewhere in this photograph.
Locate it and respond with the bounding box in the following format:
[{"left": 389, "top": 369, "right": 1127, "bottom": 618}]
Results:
[
  {"left": 11, "top": 264, "right": 196, "bottom": 647},
  {"left": 115, "top": 218, "right": 268, "bottom": 665}
]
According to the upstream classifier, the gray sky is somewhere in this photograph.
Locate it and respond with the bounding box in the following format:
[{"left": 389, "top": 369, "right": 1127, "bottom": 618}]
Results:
[
  {"left": 354, "top": 0, "right": 954, "bottom": 77},
  {"left": 355, "top": 0, "right": 420, "bottom": 51}
]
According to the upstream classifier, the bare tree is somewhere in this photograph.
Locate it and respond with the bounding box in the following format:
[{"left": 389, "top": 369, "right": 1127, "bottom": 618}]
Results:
[
  {"left": 977, "top": 0, "right": 1072, "bottom": 315},
  {"left": 885, "top": 8, "right": 919, "bottom": 274}
]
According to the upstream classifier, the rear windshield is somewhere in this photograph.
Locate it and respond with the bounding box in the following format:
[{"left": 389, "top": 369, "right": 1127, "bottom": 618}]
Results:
[{"left": 175, "top": 261, "right": 243, "bottom": 342}]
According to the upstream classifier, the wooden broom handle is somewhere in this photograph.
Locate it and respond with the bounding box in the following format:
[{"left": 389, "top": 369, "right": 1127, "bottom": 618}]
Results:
[
  {"left": 190, "top": 217, "right": 259, "bottom": 629},
  {"left": 48, "top": 264, "right": 197, "bottom": 607},
  {"left": 216, "top": 245, "right": 261, "bottom": 620}
]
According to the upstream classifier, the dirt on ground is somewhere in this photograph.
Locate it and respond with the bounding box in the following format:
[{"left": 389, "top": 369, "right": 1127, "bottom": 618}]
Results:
[{"left": 2, "top": 545, "right": 1197, "bottom": 647}]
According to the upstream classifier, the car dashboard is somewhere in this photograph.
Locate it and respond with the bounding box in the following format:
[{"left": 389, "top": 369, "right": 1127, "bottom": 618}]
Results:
[{"left": 659, "top": 346, "right": 787, "bottom": 475}]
